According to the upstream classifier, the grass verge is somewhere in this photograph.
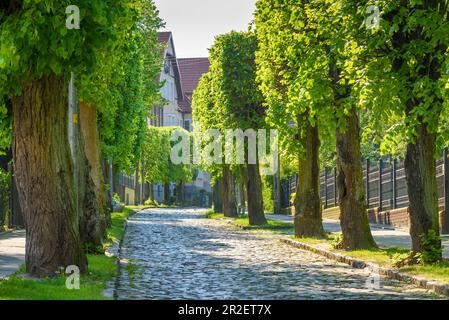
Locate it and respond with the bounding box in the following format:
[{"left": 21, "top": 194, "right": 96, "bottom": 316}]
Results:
[
  {"left": 0, "top": 207, "right": 135, "bottom": 300},
  {"left": 206, "top": 211, "right": 293, "bottom": 229},
  {"left": 290, "top": 235, "right": 449, "bottom": 284},
  {"left": 0, "top": 255, "right": 116, "bottom": 300},
  {"left": 104, "top": 207, "right": 134, "bottom": 248}
]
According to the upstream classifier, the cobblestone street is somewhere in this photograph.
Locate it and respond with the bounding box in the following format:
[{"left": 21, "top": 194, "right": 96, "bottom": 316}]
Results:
[{"left": 116, "top": 208, "right": 438, "bottom": 300}]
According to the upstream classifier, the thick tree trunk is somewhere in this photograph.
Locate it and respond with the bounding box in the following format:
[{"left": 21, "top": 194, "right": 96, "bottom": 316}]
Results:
[
  {"left": 78, "top": 103, "right": 107, "bottom": 247},
  {"left": 176, "top": 182, "right": 184, "bottom": 205},
  {"left": 404, "top": 122, "right": 441, "bottom": 256},
  {"left": 12, "top": 74, "right": 87, "bottom": 277},
  {"left": 164, "top": 182, "right": 170, "bottom": 204},
  {"left": 213, "top": 178, "right": 223, "bottom": 213},
  {"left": 336, "top": 107, "right": 376, "bottom": 250},
  {"left": 294, "top": 119, "right": 325, "bottom": 238},
  {"left": 222, "top": 165, "right": 238, "bottom": 217},
  {"left": 246, "top": 163, "right": 267, "bottom": 225}
]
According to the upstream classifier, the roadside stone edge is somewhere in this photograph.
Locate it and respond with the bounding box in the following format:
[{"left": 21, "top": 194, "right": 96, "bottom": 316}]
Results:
[{"left": 280, "top": 238, "right": 449, "bottom": 297}]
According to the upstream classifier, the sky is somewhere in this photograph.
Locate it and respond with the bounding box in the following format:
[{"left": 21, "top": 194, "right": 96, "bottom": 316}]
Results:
[{"left": 153, "top": 0, "right": 257, "bottom": 58}]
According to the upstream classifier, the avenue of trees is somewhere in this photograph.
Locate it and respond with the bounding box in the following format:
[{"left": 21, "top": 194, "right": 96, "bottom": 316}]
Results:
[
  {"left": 143, "top": 126, "right": 193, "bottom": 205},
  {"left": 193, "top": 0, "right": 448, "bottom": 263},
  {"left": 0, "top": 0, "right": 448, "bottom": 278},
  {"left": 0, "top": 1, "right": 163, "bottom": 277},
  {"left": 193, "top": 31, "right": 268, "bottom": 226}
]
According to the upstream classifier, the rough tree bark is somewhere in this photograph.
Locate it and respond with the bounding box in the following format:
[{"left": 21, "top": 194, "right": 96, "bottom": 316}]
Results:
[
  {"left": 246, "top": 163, "right": 267, "bottom": 225},
  {"left": 336, "top": 107, "right": 377, "bottom": 249},
  {"left": 164, "top": 182, "right": 170, "bottom": 204},
  {"left": 12, "top": 74, "right": 87, "bottom": 277},
  {"left": 222, "top": 165, "right": 238, "bottom": 217},
  {"left": 294, "top": 117, "right": 325, "bottom": 238},
  {"left": 176, "top": 182, "right": 184, "bottom": 205},
  {"left": 78, "top": 103, "right": 107, "bottom": 247},
  {"left": 213, "top": 178, "right": 223, "bottom": 213},
  {"left": 404, "top": 121, "right": 441, "bottom": 255}
]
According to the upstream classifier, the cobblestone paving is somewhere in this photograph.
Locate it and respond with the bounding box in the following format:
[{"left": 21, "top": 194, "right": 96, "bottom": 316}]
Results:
[{"left": 116, "top": 208, "right": 439, "bottom": 300}]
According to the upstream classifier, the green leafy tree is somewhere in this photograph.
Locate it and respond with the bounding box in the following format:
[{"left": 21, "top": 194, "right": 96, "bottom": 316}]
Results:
[
  {"left": 0, "top": 0, "right": 146, "bottom": 277},
  {"left": 209, "top": 31, "right": 267, "bottom": 225},
  {"left": 192, "top": 72, "right": 238, "bottom": 217},
  {"left": 143, "top": 126, "right": 193, "bottom": 204},
  {"left": 350, "top": 0, "right": 449, "bottom": 259},
  {"left": 255, "top": 0, "right": 328, "bottom": 236}
]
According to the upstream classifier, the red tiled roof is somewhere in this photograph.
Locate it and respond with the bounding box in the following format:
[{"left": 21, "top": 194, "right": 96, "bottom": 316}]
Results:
[
  {"left": 158, "top": 31, "right": 172, "bottom": 44},
  {"left": 177, "top": 58, "right": 210, "bottom": 114},
  {"left": 178, "top": 58, "right": 210, "bottom": 93}
]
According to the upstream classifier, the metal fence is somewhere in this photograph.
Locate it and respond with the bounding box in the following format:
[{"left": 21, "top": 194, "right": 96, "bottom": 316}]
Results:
[
  {"left": 281, "top": 149, "right": 449, "bottom": 215},
  {"left": 0, "top": 164, "right": 24, "bottom": 229}
]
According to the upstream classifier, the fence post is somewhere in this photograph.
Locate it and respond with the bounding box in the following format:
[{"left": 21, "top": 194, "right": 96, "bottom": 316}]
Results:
[
  {"left": 443, "top": 147, "right": 449, "bottom": 234},
  {"left": 392, "top": 158, "right": 397, "bottom": 210},
  {"left": 379, "top": 158, "right": 383, "bottom": 212},
  {"left": 324, "top": 168, "right": 328, "bottom": 209},
  {"left": 366, "top": 159, "right": 370, "bottom": 208},
  {"left": 333, "top": 167, "right": 337, "bottom": 206}
]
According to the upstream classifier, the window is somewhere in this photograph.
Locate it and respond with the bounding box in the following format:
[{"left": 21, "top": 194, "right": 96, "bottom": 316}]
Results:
[
  {"left": 184, "top": 120, "right": 191, "bottom": 131},
  {"left": 161, "top": 79, "right": 175, "bottom": 102}
]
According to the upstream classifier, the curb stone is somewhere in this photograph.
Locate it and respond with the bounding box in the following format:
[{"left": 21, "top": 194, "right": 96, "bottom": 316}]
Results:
[{"left": 281, "top": 238, "right": 449, "bottom": 297}]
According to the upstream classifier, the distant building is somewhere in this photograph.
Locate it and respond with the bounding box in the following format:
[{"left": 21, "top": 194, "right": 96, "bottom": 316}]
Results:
[
  {"left": 147, "top": 32, "right": 212, "bottom": 205},
  {"left": 150, "top": 31, "right": 185, "bottom": 128},
  {"left": 177, "top": 58, "right": 210, "bottom": 132}
]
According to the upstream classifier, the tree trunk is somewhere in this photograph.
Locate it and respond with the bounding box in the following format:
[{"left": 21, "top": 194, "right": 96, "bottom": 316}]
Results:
[
  {"left": 176, "top": 182, "right": 184, "bottom": 205},
  {"left": 12, "top": 74, "right": 87, "bottom": 277},
  {"left": 164, "top": 182, "right": 170, "bottom": 204},
  {"left": 78, "top": 103, "right": 107, "bottom": 247},
  {"left": 134, "top": 161, "right": 140, "bottom": 205},
  {"left": 240, "top": 166, "right": 247, "bottom": 211},
  {"left": 149, "top": 183, "right": 155, "bottom": 202},
  {"left": 140, "top": 153, "right": 145, "bottom": 205},
  {"left": 101, "top": 155, "right": 112, "bottom": 227},
  {"left": 213, "top": 178, "right": 223, "bottom": 213},
  {"left": 239, "top": 181, "right": 246, "bottom": 212},
  {"left": 294, "top": 118, "right": 325, "bottom": 238},
  {"left": 246, "top": 163, "right": 267, "bottom": 225},
  {"left": 222, "top": 165, "right": 238, "bottom": 217},
  {"left": 112, "top": 164, "right": 121, "bottom": 202},
  {"left": 336, "top": 107, "right": 376, "bottom": 249},
  {"left": 404, "top": 122, "right": 441, "bottom": 256}
]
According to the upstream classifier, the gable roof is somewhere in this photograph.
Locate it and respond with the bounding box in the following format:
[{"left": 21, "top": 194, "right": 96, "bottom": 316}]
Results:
[
  {"left": 156, "top": 31, "right": 184, "bottom": 109},
  {"left": 158, "top": 31, "right": 172, "bottom": 44},
  {"left": 178, "top": 58, "right": 210, "bottom": 93},
  {"left": 178, "top": 58, "right": 210, "bottom": 114}
]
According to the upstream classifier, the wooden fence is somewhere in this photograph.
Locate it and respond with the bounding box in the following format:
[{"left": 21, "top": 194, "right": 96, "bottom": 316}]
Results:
[{"left": 281, "top": 149, "right": 449, "bottom": 231}]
